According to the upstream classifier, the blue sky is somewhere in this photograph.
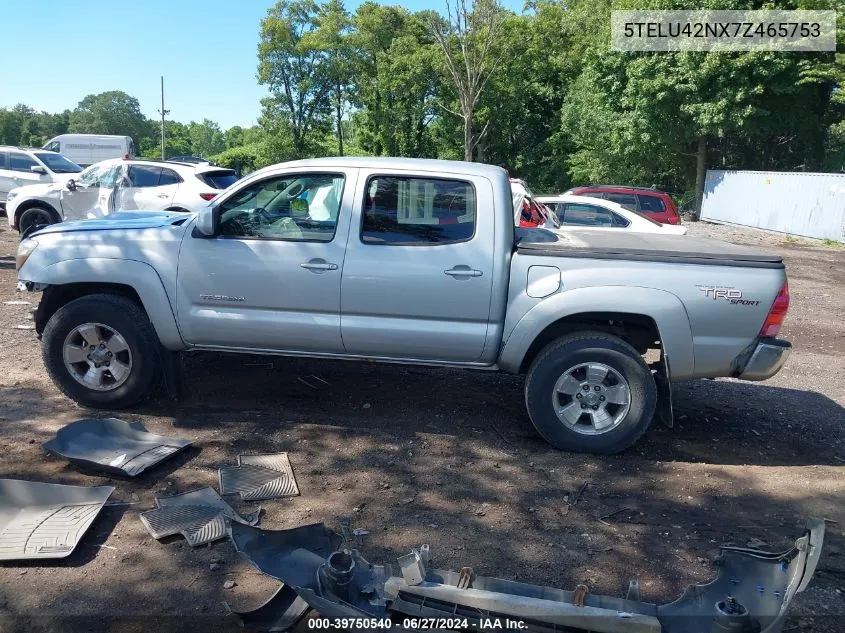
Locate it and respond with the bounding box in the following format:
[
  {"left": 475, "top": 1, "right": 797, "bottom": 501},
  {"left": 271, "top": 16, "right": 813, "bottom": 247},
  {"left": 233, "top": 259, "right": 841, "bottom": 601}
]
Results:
[{"left": 3, "top": 0, "right": 526, "bottom": 130}]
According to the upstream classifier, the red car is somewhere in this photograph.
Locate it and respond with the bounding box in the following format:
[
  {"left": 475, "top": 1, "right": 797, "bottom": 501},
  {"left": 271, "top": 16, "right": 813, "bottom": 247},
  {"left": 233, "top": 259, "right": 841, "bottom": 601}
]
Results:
[{"left": 564, "top": 185, "right": 681, "bottom": 225}]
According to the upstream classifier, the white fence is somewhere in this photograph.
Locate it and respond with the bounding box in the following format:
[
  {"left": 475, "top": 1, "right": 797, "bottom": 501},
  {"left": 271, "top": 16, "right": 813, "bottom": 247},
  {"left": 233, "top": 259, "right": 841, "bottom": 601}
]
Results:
[{"left": 701, "top": 169, "right": 845, "bottom": 243}]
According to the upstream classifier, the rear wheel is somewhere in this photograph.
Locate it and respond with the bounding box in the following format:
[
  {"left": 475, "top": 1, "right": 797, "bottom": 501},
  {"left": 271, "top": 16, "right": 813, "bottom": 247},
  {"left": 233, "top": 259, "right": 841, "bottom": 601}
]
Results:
[
  {"left": 525, "top": 332, "right": 657, "bottom": 454},
  {"left": 18, "top": 206, "right": 55, "bottom": 235},
  {"left": 42, "top": 294, "right": 160, "bottom": 408}
]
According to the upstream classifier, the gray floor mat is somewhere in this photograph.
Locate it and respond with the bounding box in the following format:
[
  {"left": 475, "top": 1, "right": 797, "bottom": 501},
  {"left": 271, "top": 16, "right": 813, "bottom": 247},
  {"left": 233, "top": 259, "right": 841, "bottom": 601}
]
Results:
[
  {"left": 218, "top": 453, "right": 299, "bottom": 501},
  {"left": 43, "top": 418, "right": 192, "bottom": 477},
  {"left": 0, "top": 479, "right": 114, "bottom": 560},
  {"left": 139, "top": 487, "right": 260, "bottom": 547}
]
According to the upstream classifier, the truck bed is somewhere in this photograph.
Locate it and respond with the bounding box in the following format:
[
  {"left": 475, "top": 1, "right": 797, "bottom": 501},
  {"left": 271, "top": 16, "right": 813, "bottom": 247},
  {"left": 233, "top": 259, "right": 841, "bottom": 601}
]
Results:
[{"left": 514, "top": 228, "right": 784, "bottom": 268}]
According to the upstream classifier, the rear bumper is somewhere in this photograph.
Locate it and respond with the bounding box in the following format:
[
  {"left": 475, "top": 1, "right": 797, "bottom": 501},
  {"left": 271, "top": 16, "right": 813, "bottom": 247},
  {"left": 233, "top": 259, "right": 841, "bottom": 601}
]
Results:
[{"left": 738, "top": 338, "right": 791, "bottom": 381}]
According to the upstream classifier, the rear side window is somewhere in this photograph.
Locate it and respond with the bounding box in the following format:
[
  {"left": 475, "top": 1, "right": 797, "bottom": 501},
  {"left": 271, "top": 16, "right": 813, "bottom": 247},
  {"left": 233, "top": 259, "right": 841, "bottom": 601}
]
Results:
[
  {"left": 159, "top": 168, "right": 182, "bottom": 185},
  {"left": 580, "top": 191, "right": 604, "bottom": 199},
  {"left": 361, "top": 176, "right": 476, "bottom": 245},
  {"left": 637, "top": 194, "right": 665, "bottom": 212},
  {"left": 558, "top": 203, "right": 629, "bottom": 227},
  {"left": 604, "top": 192, "right": 638, "bottom": 211},
  {"left": 198, "top": 170, "right": 238, "bottom": 189},
  {"left": 0, "top": 151, "right": 7, "bottom": 169},
  {"left": 9, "top": 152, "right": 38, "bottom": 172},
  {"left": 128, "top": 165, "right": 162, "bottom": 187}
]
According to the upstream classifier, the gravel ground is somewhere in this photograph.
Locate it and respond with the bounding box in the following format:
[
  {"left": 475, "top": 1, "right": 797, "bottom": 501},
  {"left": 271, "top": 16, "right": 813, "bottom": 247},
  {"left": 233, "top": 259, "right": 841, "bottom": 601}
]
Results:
[{"left": 0, "top": 218, "right": 843, "bottom": 632}]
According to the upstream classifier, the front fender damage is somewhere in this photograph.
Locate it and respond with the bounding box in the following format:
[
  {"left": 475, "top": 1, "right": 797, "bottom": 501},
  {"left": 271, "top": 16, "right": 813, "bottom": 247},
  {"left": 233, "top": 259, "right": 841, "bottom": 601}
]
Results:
[{"left": 228, "top": 518, "right": 825, "bottom": 633}]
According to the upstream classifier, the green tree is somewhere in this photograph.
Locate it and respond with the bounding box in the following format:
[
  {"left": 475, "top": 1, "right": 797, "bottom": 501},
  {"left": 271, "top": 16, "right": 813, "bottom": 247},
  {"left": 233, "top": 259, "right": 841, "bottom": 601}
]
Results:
[
  {"left": 431, "top": 0, "right": 505, "bottom": 161},
  {"left": 188, "top": 119, "right": 226, "bottom": 157},
  {"left": 69, "top": 91, "right": 151, "bottom": 145},
  {"left": 258, "top": 0, "right": 335, "bottom": 156}
]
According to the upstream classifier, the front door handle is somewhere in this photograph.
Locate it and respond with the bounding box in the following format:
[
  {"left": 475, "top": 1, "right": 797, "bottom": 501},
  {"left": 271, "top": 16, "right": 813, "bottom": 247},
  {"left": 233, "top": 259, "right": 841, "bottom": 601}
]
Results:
[
  {"left": 445, "top": 265, "right": 483, "bottom": 278},
  {"left": 157, "top": 193, "right": 168, "bottom": 198},
  {"left": 301, "top": 259, "right": 338, "bottom": 272}
]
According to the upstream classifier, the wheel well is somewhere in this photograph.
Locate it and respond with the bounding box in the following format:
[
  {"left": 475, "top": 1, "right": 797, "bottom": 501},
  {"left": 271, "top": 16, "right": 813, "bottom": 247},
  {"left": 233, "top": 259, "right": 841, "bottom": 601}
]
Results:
[
  {"left": 519, "top": 312, "right": 661, "bottom": 373},
  {"left": 14, "top": 200, "right": 61, "bottom": 229},
  {"left": 35, "top": 283, "right": 143, "bottom": 335}
]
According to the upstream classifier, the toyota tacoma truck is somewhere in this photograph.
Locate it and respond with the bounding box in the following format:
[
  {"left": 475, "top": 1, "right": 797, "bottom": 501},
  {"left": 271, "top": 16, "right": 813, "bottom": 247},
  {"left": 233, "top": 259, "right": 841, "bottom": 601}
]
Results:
[{"left": 14, "top": 157, "right": 792, "bottom": 454}]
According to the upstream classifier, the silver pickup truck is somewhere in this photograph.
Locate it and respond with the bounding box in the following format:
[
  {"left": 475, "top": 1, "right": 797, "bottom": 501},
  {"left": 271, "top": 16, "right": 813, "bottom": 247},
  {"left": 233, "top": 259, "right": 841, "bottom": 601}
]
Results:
[{"left": 15, "top": 157, "right": 792, "bottom": 454}]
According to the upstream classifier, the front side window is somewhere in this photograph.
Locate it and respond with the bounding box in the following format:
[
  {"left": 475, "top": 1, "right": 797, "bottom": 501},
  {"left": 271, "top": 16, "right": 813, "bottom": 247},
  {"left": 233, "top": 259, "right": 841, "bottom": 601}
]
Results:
[
  {"left": 77, "top": 164, "right": 103, "bottom": 187},
  {"left": 9, "top": 152, "right": 39, "bottom": 172},
  {"left": 361, "top": 176, "right": 476, "bottom": 245},
  {"left": 128, "top": 165, "right": 161, "bottom": 187},
  {"left": 34, "top": 152, "right": 82, "bottom": 174},
  {"left": 99, "top": 165, "right": 122, "bottom": 188},
  {"left": 0, "top": 151, "right": 8, "bottom": 170},
  {"left": 217, "top": 173, "right": 344, "bottom": 242},
  {"left": 558, "top": 203, "right": 629, "bottom": 227}
]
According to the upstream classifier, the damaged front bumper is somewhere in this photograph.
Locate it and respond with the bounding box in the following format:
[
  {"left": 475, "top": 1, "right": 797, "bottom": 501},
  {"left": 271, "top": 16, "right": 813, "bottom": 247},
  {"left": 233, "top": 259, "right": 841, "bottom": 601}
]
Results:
[{"left": 229, "top": 518, "right": 824, "bottom": 633}]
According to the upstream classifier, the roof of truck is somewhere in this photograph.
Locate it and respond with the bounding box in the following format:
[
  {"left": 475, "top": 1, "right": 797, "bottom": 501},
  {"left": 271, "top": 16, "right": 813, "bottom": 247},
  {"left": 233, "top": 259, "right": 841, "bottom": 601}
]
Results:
[{"left": 254, "top": 157, "right": 509, "bottom": 179}]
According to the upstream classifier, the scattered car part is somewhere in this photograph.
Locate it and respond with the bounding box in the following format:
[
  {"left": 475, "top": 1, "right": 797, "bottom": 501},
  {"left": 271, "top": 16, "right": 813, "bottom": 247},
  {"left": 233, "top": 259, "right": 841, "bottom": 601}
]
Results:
[
  {"left": 230, "top": 518, "right": 823, "bottom": 633},
  {"left": 227, "top": 584, "right": 310, "bottom": 632},
  {"left": 42, "top": 417, "right": 192, "bottom": 477},
  {"left": 0, "top": 479, "right": 114, "bottom": 560},
  {"left": 218, "top": 453, "right": 299, "bottom": 501},
  {"left": 140, "top": 487, "right": 260, "bottom": 547}
]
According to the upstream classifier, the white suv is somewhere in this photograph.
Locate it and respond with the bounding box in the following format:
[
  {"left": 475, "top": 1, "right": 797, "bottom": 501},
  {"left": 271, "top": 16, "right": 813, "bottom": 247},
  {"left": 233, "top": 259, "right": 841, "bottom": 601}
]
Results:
[
  {"left": 0, "top": 146, "right": 82, "bottom": 214},
  {"left": 6, "top": 158, "right": 238, "bottom": 234}
]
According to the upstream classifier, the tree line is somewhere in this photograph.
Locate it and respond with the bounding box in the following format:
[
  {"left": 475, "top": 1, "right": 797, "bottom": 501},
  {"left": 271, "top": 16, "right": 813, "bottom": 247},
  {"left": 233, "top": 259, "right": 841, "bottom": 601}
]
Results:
[{"left": 1, "top": 0, "right": 842, "bottom": 208}]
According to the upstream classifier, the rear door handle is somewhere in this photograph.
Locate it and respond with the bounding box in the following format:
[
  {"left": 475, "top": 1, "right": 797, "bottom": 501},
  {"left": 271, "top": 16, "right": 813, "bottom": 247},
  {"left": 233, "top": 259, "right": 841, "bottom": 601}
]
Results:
[
  {"left": 445, "top": 266, "right": 483, "bottom": 278},
  {"left": 301, "top": 259, "right": 338, "bottom": 272}
]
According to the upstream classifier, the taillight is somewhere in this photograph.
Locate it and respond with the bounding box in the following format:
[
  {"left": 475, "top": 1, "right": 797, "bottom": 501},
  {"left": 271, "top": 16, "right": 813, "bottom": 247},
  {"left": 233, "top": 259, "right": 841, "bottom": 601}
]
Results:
[
  {"left": 761, "top": 281, "right": 789, "bottom": 338},
  {"left": 199, "top": 193, "right": 217, "bottom": 201}
]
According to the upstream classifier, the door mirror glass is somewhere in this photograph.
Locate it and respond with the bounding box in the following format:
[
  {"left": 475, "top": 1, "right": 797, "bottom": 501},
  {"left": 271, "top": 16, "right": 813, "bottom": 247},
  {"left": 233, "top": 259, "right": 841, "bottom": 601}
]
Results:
[
  {"left": 30, "top": 165, "right": 47, "bottom": 175},
  {"left": 196, "top": 204, "right": 217, "bottom": 236},
  {"left": 66, "top": 179, "right": 77, "bottom": 191}
]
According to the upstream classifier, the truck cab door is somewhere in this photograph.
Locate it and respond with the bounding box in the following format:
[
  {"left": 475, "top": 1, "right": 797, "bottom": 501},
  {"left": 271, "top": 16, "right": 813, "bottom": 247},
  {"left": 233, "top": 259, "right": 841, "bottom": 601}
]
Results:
[
  {"left": 340, "top": 170, "right": 496, "bottom": 362},
  {"left": 175, "top": 167, "right": 357, "bottom": 352}
]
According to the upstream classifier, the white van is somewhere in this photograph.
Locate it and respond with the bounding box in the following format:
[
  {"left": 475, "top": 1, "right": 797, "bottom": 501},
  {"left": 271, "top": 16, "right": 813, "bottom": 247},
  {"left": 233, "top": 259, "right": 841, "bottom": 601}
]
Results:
[{"left": 42, "top": 134, "right": 135, "bottom": 167}]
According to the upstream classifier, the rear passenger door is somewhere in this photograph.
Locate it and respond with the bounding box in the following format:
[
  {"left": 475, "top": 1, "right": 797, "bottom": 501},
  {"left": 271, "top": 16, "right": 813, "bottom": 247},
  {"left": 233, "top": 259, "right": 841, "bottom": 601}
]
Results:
[
  {"left": 118, "top": 165, "right": 181, "bottom": 210},
  {"left": 340, "top": 170, "right": 495, "bottom": 362}
]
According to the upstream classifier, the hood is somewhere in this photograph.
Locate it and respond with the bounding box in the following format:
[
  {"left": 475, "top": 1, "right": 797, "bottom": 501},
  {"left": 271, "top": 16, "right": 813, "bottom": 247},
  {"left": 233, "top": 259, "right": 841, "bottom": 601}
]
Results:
[{"left": 32, "top": 211, "right": 188, "bottom": 236}]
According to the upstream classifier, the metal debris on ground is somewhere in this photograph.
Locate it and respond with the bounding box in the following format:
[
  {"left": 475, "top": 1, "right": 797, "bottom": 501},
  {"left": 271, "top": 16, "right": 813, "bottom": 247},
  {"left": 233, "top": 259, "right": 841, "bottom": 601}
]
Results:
[
  {"left": 42, "top": 417, "right": 192, "bottom": 477},
  {"left": 227, "top": 517, "right": 825, "bottom": 633},
  {"left": 218, "top": 453, "right": 299, "bottom": 501},
  {"left": 139, "top": 487, "right": 260, "bottom": 547},
  {"left": 227, "top": 584, "right": 310, "bottom": 632},
  {"left": 0, "top": 479, "right": 114, "bottom": 561}
]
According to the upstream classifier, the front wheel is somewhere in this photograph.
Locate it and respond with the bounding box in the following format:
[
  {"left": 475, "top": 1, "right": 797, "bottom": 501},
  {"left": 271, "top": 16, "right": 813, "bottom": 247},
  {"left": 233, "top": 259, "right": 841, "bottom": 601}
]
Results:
[
  {"left": 18, "top": 206, "right": 55, "bottom": 236},
  {"left": 524, "top": 332, "right": 657, "bottom": 454},
  {"left": 42, "top": 294, "right": 160, "bottom": 408}
]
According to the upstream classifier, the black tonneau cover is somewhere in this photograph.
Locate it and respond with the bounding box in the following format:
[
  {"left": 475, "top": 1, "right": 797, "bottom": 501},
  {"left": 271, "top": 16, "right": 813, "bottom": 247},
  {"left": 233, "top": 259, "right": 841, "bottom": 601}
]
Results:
[{"left": 514, "top": 228, "right": 784, "bottom": 268}]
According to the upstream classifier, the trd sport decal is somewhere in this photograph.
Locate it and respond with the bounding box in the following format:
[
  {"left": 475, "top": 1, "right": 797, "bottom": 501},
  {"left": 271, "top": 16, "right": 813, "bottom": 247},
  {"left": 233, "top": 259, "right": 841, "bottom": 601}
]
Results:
[{"left": 697, "top": 286, "right": 761, "bottom": 306}]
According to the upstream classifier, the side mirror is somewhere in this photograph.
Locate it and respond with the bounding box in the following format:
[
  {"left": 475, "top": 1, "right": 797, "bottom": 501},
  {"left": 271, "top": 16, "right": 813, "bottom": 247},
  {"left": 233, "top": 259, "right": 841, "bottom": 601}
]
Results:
[
  {"left": 66, "top": 179, "right": 77, "bottom": 191},
  {"left": 30, "top": 165, "right": 47, "bottom": 175},
  {"left": 196, "top": 204, "right": 217, "bottom": 236}
]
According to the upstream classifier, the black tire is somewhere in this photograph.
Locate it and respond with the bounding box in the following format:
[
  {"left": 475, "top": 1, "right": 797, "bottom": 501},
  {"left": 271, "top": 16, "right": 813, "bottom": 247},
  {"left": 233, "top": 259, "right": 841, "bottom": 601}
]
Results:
[
  {"left": 18, "top": 205, "right": 55, "bottom": 235},
  {"left": 42, "top": 294, "right": 160, "bottom": 408},
  {"left": 524, "top": 332, "right": 657, "bottom": 454}
]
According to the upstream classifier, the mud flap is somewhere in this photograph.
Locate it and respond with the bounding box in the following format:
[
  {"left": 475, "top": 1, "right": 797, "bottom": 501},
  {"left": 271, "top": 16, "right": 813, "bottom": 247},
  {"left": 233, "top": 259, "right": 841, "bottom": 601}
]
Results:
[
  {"left": 651, "top": 354, "right": 674, "bottom": 429},
  {"left": 158, "top": 346, "right": 183, "bottom": 400}
]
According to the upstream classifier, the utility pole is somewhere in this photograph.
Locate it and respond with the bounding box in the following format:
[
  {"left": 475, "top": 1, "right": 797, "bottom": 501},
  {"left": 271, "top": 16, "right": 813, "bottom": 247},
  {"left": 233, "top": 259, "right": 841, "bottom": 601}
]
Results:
[{"left": 157, "top": 76, "right": 170, "bottom": 160}]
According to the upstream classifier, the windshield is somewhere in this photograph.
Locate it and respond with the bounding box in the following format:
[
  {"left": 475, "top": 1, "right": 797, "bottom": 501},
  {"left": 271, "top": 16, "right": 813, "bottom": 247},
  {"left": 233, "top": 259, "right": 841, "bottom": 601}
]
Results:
[{"left": 34, "top": 152, "right": 82, "bottom": 174}]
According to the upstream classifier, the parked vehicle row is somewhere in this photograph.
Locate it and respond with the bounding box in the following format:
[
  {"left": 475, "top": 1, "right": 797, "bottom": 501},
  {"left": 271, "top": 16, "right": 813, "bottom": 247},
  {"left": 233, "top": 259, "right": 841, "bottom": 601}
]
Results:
[
  {"left": 16, "top": 157, "right": 792, "bottom": 454},
  {"left": 6, "top": 158, "right": 238, "bottom": 235},
  {"left": 537, "top": 194, "right": 687, "bottom": 235},
  {"left": 564, "top": 184, "right": 682, "bottom": 225}
]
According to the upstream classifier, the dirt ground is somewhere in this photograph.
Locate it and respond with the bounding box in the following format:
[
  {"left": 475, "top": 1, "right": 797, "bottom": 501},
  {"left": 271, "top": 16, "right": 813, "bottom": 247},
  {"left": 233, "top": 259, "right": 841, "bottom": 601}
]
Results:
[{"left": 0, "top": 218, "right": 843, "bottom": 633}]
